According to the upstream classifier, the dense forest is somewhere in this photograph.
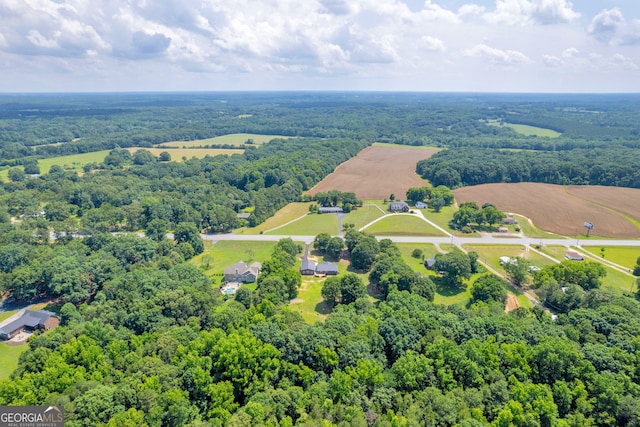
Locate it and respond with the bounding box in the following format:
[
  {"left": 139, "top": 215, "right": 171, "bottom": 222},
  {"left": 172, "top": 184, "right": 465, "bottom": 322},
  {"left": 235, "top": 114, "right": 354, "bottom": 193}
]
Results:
[
  {"left": 1, "top": 93, "right": 640, "bottom": 426},
  {"left": 416, "top": 147, "right": 640, "bottom": 188},
  {"left": 2, "top": 228, "right": 640, "bottom": 426},
  {"left": 2, "top": 92, "right": 640, "bottom": 166}
]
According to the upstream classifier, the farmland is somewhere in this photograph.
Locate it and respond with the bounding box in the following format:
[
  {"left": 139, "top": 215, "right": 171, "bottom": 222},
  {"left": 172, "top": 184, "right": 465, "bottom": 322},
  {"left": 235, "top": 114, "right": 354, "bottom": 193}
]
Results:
[
  {"left": 156, "top": 133, "right": 290, "bottom": 148},
  {"left": 454, "top": 183, "right": 640, "bottom": 238},
  {"left": 307, "top": 145, "right": 438, "bottom": 200}
]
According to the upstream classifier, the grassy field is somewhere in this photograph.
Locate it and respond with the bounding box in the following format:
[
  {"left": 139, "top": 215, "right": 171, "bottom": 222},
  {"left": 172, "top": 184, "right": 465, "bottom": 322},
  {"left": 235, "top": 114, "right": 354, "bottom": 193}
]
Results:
[
  {"left": 127, "top": 147, "right": 242, "bottom": 160},
  {"left": 268, "top": 213, "right": 338, "bottom": 236},
  {"left": 463, "top": 244, "right": 557, "bottom": 273},
  {"left": 539, "top": 245, "right": 571, "bottom": 261},
  {"left": 487, "top": 120, "right": 561, "bottom": 138},
  {"left": 237, "top": 202, "right": 313, "bottom": 235},
  {"left": 423, "top": 205, "right": 467, "bottom": 236},
  {"left": 395, "top": 243, "right": 438, "bottom": 273},
  {"left": 512, "top": 214, "right": 563, "bottom": 239},
  {"left": 0, "top": 342, "right": 28, "bottom": 381},
  {"left": 363, "top": 214, "right": 446, "bottom": 236},
  {"left": 583, "top": 246, "right": 640, "bottom": 270},
  {"left": 289, "top": 277, "right": 331, "bottom": 324},
  {"left": 191, "top": 240, "right": 279, "bottom": 285},
  {"left": 0, "top": 150, "right": 112, "bottom": 181},
  {"left": 156, "top": 133, "right": 291, "bottom": 148},
  {"left": 343, "top": 205, "right": 386, "bottom": 230},
  {"left": 0, "top": 310, "right": 18, "bottom": 323}
]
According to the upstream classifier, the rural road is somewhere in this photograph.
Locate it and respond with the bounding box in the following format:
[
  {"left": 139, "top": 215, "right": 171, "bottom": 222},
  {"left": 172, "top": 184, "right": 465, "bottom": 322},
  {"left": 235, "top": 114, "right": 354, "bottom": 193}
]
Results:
[{"left": 202, "top": 232, "right": 640, "bottom": 248}]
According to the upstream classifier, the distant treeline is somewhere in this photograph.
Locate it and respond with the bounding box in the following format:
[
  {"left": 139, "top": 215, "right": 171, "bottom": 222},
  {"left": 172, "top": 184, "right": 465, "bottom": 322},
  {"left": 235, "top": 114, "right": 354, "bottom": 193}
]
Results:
[
  {"left": 3, "top": 92, "right": 640, "bottom": 164},
  {"left": 417, "top": 147, "right": 640, "bottom": 188}
]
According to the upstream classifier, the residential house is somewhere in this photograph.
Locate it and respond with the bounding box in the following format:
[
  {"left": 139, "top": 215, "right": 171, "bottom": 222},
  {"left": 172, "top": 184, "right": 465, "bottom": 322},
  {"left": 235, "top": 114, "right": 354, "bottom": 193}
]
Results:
[
  {"left": 503, "top": 217, "right": 518, "bottom": 225},
  {"left": 300, "top": 259, "right": 318, "bottom": 275},
  {"left": 316, "top": 262, "right": 339, "bottom": 275},
  {"left": 565, "top": 251, "right": 584, "bottom": 261},
  {"left": 497, "top": 227, "right": 509, "bottom": 233},
  {"left": 415, "top": 201, "right": 426, "bottom": 209},
  {"left": 424, "top": 257, "right": 436, "bottom": 270},
  {"left": 0, "top": 310, "right": 60, "bottom": 340},
  {"left": 224, "top": 261, "right": 262, "bottom": 283},
  {"left": 388, "top": 201, "right": 409, "bottom": 212},
  {"left": 499, "top": 256, "right": 512, "bottom": 265},
  {"left": 318, "top": 206, "right": 343, "bottom": 214}
]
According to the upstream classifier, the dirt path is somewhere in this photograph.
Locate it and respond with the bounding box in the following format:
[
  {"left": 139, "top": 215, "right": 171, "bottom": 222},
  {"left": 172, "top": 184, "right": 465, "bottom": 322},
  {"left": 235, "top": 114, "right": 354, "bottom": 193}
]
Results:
[{"left": 505, "top": 293, "right": 520, "bottom": 313}]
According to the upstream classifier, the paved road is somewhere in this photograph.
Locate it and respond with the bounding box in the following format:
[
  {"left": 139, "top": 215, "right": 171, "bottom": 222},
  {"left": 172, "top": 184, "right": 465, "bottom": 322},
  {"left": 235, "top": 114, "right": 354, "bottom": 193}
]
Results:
[{"left": 202, "top": 232, "right": 640, "bottom": 248}]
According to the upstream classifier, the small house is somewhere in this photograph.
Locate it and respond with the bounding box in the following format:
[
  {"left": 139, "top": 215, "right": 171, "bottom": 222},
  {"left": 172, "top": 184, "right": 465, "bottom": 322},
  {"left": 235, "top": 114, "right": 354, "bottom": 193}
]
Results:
[
  {"left": 424, "top": 257, "right": 436, "bottom": 270},
  {"left": 565, "top": 251, "right": 584, "bottom": 261},
  {"left": 503, "top": 217, "right": 518, "bottom": 225},
  {"left": 499, "top": 256, "right": 512, "bottom": 265},
  {"left": 316, "top": 262, "right": 339, "bottom": 275},
  {"left": 0, "top": 310, "right": 60, "bottom": 340},
  {"left": 224, "top": 261, "right": 262, "bottom": 283},
  {"left": 236, "top": 213, "right": 251, "bottom": 220},
  {"left": 319, "top": 206, "right": 343, "bottom": 214},
  {"left": 389, "top": 201, "right": 409, "bottom": 213},
  {"left": 497, "top": 227, "right": 509, "bottom": 233},
  {"left": 300, "top": 259, "right": 317, "bottom": 275},
  {"left": 415, "top": 201, "right": 426, "bottom": 209}
]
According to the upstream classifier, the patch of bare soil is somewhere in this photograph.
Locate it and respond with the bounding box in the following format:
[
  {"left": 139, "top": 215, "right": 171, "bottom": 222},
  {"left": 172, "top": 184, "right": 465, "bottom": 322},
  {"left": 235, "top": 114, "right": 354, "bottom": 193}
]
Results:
[
  {"left": 307, "top": 146, "right": 438, "bottom": 200},
  {"left": 454, "top": 183, "right": 640, "bottom": 238},
  {"left": 505, "top": 293, "right": 520, "bottom": 313}
]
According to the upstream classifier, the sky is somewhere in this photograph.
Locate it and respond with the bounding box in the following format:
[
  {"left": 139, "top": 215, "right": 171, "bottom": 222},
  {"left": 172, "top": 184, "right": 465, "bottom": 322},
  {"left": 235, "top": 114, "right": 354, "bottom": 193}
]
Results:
[{"left": 1, "top": 0, "right": 640, "bottom": 93}]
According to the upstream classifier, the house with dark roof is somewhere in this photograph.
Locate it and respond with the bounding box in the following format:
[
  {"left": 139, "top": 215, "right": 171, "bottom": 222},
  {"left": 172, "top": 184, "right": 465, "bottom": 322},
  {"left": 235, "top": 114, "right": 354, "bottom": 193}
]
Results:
[
  {"left": 388, "top": 201, "right": 409, "bottom": 212},
  {"left": 319, "top": 206, "right": 343, "bottom": 214},
  {"left": 424, "top": 257, "right": 436, "bottom": 270},
  {"left": 316, "top": 262, "right": 339, "bottom": 275},
  {"left": 300, "top": 259, "right": 318, "bottom": 275},
  {"left": 224, "top": 261, "right": 262, "bottom": 283},
  {"left": 0, "top": 310, "right": 60, "bottom": 340}
]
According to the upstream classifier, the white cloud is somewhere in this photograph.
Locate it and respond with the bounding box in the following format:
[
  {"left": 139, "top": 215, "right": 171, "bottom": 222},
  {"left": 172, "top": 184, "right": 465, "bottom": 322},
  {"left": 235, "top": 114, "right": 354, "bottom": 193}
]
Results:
[
  {"left": 485, "top": 0, "right": 580, "bottom": 25},
  {"left": 420, "top": 36, "right": 445, "bottom": 52},
  {"left": 463, "top": 43, "right": 531, "bottom": 65},
  {"left": 589, "top": 8, "right": 640, "bottom": 45}
]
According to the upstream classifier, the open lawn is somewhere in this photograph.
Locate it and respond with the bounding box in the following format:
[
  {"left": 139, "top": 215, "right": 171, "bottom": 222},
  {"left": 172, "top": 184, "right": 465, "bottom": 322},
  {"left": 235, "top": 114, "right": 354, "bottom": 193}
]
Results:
[
  {"left": 156, "top": 133, "right": 290, "bottom": 148},
  {"left": 463, "top": 244, "right": 557, "bottom": 273},
  {"left": 454, "top": 183, "right": 640, "bottom": 238},
  {"left": 0, "top": 150, "right": 111, "bottom": 181},
  {"left": 127, "top": 147, "right": 242, "bottom": 160},
  {"left": 343, "top": 205, "right": 386, "bottom": 230},
  {"left": 507, "top": 124, "right": 562, "bottom": 138},
  {"left": 0, "top": 310, "right": 17, "bottom": 323},
  {"left": 539, "top": 245, "right": 572, "bottom": 261},
  {"left": 512, "top": 214, "right": 563, "bottom": 239},
  {"left": 395, "top": 243, "right": 438, "bottom": 273},
  {"left": 307, "top": 145, "right": 437, "bottom": 200},
  {"left": 0, "top": 342, "right": 28, "bottom": 381},
  {"left": 268, "top": 213, "right": 338, "bottom": 236},
  {"left": 423, "top": 205, "right": 467, "bottom": 236},
  {"left": 191, "top": 240, "right": 278, "bottom": 285},
  {"left": 583, "top": 246, "right": 640, "bottom": 270},
  {"left": 237, "top": 202, "right": 313, "bottom": 235},
  {"left": 363, "top": 214, "right": 446, "bottom": 236},
  {"left": 289, "top": 277, "right": 331, "bottom": 324}
]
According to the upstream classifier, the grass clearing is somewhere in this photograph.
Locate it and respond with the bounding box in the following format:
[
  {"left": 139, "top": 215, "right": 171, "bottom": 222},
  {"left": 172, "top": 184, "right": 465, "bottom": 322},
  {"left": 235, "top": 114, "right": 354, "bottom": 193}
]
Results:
[
  {"left": 487, "top": 120, "right": 561, "bottom": 138},
  {"left": 539, "top": 245, "right": 570, "bottom": 261},
  {"left": 395, "top": 243, "right": 438, "bottom": 273},
  {"left": 582, "top": 246, "right": 640, "bottom": 270},
  {"left": 343, "top": 205, "right": 386, "bottom": 230},
  {"left": 0, "top": 150, "right": 111, "bottom": 181},
  {"left": 423, "top": 205, "right": 464, "bottom": 235},
  {"left": 0, "top": 310, "right": 18, "bottom": 323},
  {"left": 191, "top": 240, "right": 279, "bottom": 285},
  {"left": 157, "top": 133, "right": 291, "bottom": 148},
  {"left": 513, "top": 215, "right": 563, "bottom": 239},
  {"left": 363, "top": 214, "right": 446, "bottom": 236},
  {"left": 289, "top": 276, "right": 331, "bottom": 324},
  {"left": 268, "top": 213, "right": 338, "bottom": 236},
  {"left": 127, "top": 147, "right": 242, "bottom": 159},
  {"left": 0, "top": 342, "right": 28, "bottom": 381},
  {"left": 237, "top": 203, "right": 313, "bottom": 235}
]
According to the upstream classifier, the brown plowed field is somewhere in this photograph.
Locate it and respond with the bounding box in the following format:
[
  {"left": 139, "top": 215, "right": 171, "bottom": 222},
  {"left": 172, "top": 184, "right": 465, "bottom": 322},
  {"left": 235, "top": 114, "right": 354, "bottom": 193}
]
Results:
[
  {"left": 307, "top": 146, "right": 438, "bottom": 200},
  {"left": 454, "top": 183, "right": 640, "bottom": 238}
]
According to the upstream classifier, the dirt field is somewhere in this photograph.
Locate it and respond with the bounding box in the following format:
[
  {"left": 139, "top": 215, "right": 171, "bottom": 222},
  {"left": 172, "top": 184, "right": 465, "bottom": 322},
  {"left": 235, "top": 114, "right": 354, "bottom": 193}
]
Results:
[
  {"left": 505, "top": 293, "right": 520, "bottom": 313},
  {"left": 454, "top": 183, "right": 640, "bottom": 238},
  {"left": 307, "top": 146, "right": 438, "bottom": 200}
]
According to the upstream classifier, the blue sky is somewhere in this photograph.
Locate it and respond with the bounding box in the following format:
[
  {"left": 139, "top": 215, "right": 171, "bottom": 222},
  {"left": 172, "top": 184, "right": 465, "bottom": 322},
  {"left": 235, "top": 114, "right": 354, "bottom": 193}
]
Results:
[{"left": 1, "top": 0, "right": 640, "bottom": 92}]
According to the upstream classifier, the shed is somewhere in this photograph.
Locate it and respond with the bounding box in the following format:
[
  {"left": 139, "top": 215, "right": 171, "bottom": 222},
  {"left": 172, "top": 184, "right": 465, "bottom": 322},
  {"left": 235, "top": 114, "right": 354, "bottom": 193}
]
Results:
[
  {"left": 316, "top": 262, "right": 339, "bottom": 275},
  {"left": 499, "top": 256, "right": 512, "bottom": 265},
  {"left": 565, "top": 251, "right": 584, "bottom": 261},
  {"left": 319, "top": 207, "right": 343, "bottom": 214},
  {"left": 497, "top": 227, "right": 509, "bottom": 233},
  {"left": 415, "top": 202, "right": 426, "bottom": 209},
  {"left": 424, "top": 257, "right": 436, "bottom": 270},
  {"left": 503, "top": 217, "right": 518, "bottom": 225}
]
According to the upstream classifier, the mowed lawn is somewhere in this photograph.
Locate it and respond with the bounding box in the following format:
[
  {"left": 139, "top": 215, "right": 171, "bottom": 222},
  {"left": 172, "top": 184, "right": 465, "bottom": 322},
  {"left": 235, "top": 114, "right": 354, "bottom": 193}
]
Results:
[
  {"left": 0, "top": 343, "right": 28, "bottom": 381},
  {"left": 191, "top": 240, "right": 279, "bottom": 285},
  {"left": 583, "top": 246, "right": 640, "bottom": 270},
  {"left": 343, "top": 205, "right": 386, "bottom": 230},
  {"left": 289, "top": 277, "right": 331, "bottom": 324},
  {"left": 268, "top": 214, "right": 338, "bottom": 236},
  {"left": 395, "top": 243, "right": 438, "bottom": 273},
  {"left": 363, "top": 214, "right": 446, "bottom": 236},
  {"left": 238, "top": 202, "right": 313, "bottom": 235},
  {"left": 463, "top": 244, "right": 557, "bottom": 273},
  {"left": 157, "top": 133, "right": 291, "bottom": 148}
]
